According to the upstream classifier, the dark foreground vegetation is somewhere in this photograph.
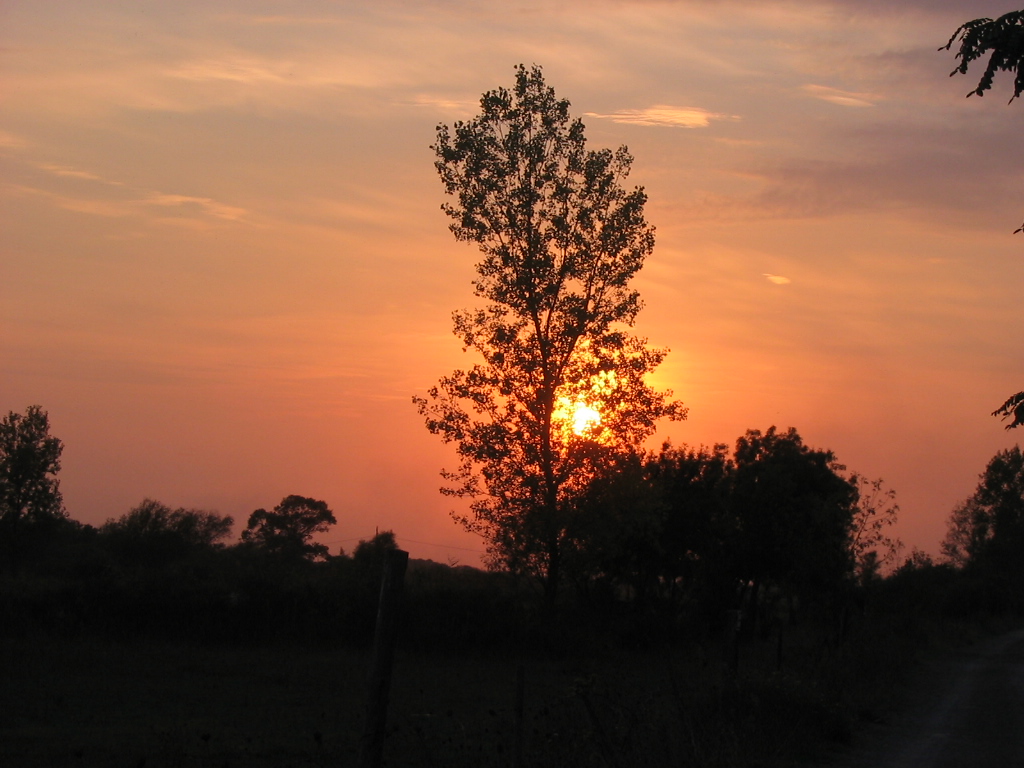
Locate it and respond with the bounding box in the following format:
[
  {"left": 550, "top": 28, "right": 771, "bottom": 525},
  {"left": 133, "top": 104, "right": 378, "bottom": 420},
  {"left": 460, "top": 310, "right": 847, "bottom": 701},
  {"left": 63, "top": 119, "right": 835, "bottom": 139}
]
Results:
[{"left": 1, "top": 523, "right": 1020, "bottom": 768}]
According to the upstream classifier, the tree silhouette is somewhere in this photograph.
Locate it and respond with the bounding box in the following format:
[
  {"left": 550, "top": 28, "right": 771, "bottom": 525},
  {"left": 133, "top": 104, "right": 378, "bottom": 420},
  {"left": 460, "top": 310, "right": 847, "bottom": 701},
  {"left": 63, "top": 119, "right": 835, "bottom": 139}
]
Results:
[
  {"left": 728, "top": 427, "right": 858, "bottom": 604},
  {"left": 943, "top": 11, "right": 1024, "bottom": 103},
  {"left": 571, "top": 444, "right": 735, "bottom": 611},
  {"left": 101, "top": 498, "right": 234, "bottom": 567},
  {"left": 415, "top": 65, "right": 685, "bottom": 605},
  {"left": 849, "top": 475, "right": 902, "bottom": 584},
  {"left": 941, "top": 447, "right": 1024, "bottom": 610},
  {"left": 942, "top": 447, "right": 1024, "bottom": 571},
  {"left": 0, "top": 405, "right": 65, "bottom": 574},
  {"left": 993, "top": 392, "right": 1024, "bottom": 429},
  {"left": 352, "top": 529, "right": 400, "bottom": 587},
  {"left": 242, "top": 495, "right": 336, "bottom": 562}
]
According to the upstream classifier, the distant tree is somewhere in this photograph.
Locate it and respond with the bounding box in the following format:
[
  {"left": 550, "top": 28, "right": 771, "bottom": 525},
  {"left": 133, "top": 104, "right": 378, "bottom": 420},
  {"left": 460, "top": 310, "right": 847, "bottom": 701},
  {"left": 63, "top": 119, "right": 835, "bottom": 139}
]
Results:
[
  {"left": 650, "top": 443, "right": 734, "bottom": 603},
  {"left": 414, "top": 64, "right": 685, "bottom": 606},
  {"left": 571, "top": 443, "right": 738, "bottom": 612},
  {"left": 849, "top": 476, "right": 902, "bottom": 584},
  {"left": 101, "top": 498, "right": 234, "bottom": 566},
  {"left": 0, "top": 405, "right": 66, "bottom": 573},
  {"left": 241, "top": 495, "right": 336, "bottom": 561},
  {"left": 728, "top": 427, "right": 858, "bottom": 604},
  {"left": 353, "top": 530, "right": 399, "bottom": 562},
  {"left": 565, "top": 449, "right": 665, "bottom": 606},
  {"left": 941, "top": 447, "right": 1024, "bottom": 593},
  {"left": 352, "top": 530, "right": 400, "bottom": 583},
  {"left": 941, "top": 497, "right": 983, "bottom": 568}
]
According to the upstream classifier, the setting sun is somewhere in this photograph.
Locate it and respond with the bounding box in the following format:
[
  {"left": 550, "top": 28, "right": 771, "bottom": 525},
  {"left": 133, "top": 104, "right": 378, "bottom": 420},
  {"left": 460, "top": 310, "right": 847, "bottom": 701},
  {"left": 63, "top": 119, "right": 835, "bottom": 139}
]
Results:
[
  {"left": 554, "top": 397, "right": 602, "bottom": 438},
  {"left": 571, "top": 403, "right": 601, "bottom": 436}
]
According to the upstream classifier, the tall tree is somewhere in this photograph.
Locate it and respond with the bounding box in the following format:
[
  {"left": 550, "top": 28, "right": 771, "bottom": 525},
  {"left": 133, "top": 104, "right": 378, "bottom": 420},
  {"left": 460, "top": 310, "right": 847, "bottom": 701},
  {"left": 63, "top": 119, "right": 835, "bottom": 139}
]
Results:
[
  {"left": 0, "top": 405, "right": 65, "bottom": 573},
  {"left": 241, "top": 495, "right": 336, "bottom": 562},
  {"left": 415, "top": 65, "right": 684, "bottom": 604}
]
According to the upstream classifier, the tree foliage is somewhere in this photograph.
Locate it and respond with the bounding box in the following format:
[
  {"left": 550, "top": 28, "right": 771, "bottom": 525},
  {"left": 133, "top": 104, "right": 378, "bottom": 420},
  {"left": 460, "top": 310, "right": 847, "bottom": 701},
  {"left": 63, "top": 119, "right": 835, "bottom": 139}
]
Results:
[
  {"left": 728, "top": 427, "right": 859, "bottom": 602},
  {"left": 415, "top": 65, "right": 684, "bottom": 601},
  {"left": 101, "top": 498, "right": 234, "bottom": 566},
  {"left": 0, "top": 405, "right": 65, "bottom": 572},
  {"left": 849, "top": 475, "right": 902, "bottom": 584},
  {"left": 943, "top": 11, "right": 1024, "bottom": 102},
  {"left": 992, "top": 391, "right": 1024, "bottom": 429},
  {"left": 942, "top": 446, "right": 1024, "bottom": 578},
  {"left": 565, "top": 428, "right": 870, "bottom": 617},
  {"left": 352, "top": 529, "right": 400, "bottom": 586},
  {"left": 241, "top": 495, "right": 336, "bottom": 561}
]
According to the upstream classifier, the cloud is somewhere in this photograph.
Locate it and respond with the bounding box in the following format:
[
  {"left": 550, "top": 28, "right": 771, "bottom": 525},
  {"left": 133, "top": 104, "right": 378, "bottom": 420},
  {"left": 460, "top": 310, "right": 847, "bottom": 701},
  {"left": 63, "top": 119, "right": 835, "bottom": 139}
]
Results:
[
  {"left": 408, "top": 94, "right": 479, "bottom": 114},
  {"left": 5, "top": 181, "right": 247, "bottom": 225},
  {"left": 585, "top": 105, "right": 739, "bottom": 128},
  {"left": 166, "top": 56, "right": 294, "bottom": 85},
  {"left": 145, "top": 193, "right": 248, "bottom": 221},
  {"left": 802, "top": 84, "right": 878, "bottom": 108},
  {"left": 35, "top": 162, "right": 123, "bottom": 185},
  {"left": 763, "top": 274, "right": 791, "bottom": 285},
  {"left": 4, "top": 184, "right": 134, "bottom": 218}
]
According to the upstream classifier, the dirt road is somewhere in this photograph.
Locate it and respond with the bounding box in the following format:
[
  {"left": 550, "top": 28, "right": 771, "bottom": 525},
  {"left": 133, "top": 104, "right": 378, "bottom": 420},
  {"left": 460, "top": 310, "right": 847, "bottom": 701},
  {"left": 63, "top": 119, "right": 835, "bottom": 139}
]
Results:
[{"left": 835, "top": 628, "right": 1024, "bottom": 768}]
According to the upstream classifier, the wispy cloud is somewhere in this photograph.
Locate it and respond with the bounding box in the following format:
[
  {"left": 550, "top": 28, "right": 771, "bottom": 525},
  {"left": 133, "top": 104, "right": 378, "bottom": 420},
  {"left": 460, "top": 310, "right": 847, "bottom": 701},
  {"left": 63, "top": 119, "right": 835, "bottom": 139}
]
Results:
[
  {"left": 145, "top": 193, "right": 247, "bottom": 221},
  {"left": 5, "top": 180, "right": 248, "bottom": 225},
  {"left": 5, "top": 184, "right": 133, "bottom": 218},
  {"left": 763, "top": 273, "right": 791, "bottom": 285},
  {"left": 408, "top": 94, "right": 479, "bottom": 114},
  {"left": 585, "top": 105, "right": 738, "bottom": 128},
  {"left": 802, "top": 85, "right": 878, "bottom": 108},
  {"left": 36, "top": 162, "right": 123, "bottom": 185},
  {"left": 166, "top": 56, "right": 295, "bottom": 85},
  {"left": 16, "top": 156, "right": 248, "bottom": 223}
]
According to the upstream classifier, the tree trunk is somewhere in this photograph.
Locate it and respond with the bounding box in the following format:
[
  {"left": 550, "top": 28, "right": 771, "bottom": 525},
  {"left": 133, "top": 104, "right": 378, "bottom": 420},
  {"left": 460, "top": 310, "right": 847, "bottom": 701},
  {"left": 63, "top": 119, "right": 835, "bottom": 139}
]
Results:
[{"left": 543, "top": 536, "right": 560, "bottom": 613}]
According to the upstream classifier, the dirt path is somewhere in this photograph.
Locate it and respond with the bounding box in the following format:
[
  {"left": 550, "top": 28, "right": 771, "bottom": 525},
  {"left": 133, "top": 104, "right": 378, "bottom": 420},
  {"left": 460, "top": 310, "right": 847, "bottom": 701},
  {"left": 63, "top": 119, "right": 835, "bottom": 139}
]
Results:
[{"left": 833, "top": 628, "right": 1024, "bottom": 768}]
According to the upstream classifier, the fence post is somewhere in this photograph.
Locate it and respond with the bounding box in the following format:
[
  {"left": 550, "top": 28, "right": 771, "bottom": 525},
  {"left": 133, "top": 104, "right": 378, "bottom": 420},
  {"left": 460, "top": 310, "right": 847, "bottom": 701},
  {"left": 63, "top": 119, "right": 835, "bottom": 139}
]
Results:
[{"left": 357, "top": 548, "right": 409, "bottom": 768}]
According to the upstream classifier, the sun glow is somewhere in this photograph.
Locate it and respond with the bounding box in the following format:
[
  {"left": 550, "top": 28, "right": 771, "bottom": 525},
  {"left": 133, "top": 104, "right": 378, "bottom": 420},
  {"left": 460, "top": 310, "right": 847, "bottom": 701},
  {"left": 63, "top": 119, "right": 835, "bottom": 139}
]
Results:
[
  {"left": 552, "top": 361, "right": 619, "bottom": 440},
  {"left": 571, "top": 403, "right": 601, "bottom": 436},
  {"left": 554, "top": 397, "right": 603, "bottom": 438}
]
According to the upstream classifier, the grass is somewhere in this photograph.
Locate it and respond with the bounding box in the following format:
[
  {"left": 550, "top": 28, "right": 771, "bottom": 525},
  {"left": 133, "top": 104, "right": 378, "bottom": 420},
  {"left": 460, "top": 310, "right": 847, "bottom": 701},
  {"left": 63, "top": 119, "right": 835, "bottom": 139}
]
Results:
[
  {"left": 1, "top": 634, "right": 364, "bottom": 767},
  {"left": 0, "top": 615, "right": 927, "bottom": 768},
  {"left": 4, "top": 598, "right": 1010, "bottom": 768}
]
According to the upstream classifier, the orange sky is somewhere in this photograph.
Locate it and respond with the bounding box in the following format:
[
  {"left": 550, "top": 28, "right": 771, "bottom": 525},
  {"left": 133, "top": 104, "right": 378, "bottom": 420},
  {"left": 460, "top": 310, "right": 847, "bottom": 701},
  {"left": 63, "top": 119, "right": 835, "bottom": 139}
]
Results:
[{"left": 3, "top": 0, "right": 1023, "bottom": 565}]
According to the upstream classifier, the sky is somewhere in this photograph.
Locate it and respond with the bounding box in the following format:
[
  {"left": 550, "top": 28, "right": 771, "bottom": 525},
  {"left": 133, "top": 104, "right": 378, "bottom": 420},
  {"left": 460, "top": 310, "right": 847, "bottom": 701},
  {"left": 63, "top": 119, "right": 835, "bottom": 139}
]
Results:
[{"left": 3, "top": 0, "right": 1023, "bottom": 566}]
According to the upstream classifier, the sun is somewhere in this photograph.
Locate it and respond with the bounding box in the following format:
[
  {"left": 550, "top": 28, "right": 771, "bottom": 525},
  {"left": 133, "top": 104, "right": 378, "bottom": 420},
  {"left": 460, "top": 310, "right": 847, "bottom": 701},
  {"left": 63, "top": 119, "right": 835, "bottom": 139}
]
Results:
[
  {"left": 554, "top": 397, "right": 602, "bottom": 438},
  {"left": 570, "top": 403, "right": 601, "bottom": 436}
]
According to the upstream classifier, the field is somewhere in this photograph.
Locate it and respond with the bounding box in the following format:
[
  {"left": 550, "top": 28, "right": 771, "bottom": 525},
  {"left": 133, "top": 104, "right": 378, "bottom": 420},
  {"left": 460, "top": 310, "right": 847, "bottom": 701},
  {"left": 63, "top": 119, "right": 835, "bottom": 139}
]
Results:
[{"left": 0, "top": 617, "right": 935, "bottom": 768}]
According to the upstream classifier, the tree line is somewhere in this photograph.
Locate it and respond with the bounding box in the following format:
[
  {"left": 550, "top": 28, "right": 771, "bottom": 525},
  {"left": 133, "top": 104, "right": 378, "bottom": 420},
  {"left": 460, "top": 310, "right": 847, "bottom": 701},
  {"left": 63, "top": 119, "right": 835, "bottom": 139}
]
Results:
[{"left": 4, "top": 400, "right": 1001, "bottom": 654}]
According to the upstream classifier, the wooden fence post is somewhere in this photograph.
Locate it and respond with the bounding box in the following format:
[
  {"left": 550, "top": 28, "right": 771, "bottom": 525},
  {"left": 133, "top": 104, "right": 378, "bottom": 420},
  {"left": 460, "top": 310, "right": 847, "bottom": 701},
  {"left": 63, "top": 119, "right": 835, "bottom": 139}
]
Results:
[{"left": 357, "top": 548, "right": 409, "bottom": 768}]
